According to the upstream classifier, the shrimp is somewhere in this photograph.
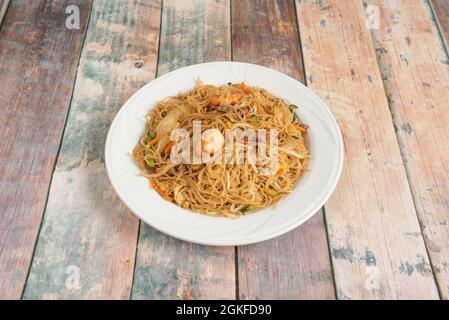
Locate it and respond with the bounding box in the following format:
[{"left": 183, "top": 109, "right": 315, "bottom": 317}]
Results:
[{"left": 194, "top": 128, "right": 224, "bottom": 162}]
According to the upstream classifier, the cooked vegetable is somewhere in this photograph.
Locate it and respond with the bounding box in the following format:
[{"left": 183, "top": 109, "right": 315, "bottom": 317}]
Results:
[
  {"left": 240, "top": 205, "right": 259, "bottom": 214},
  {"left": 264, "top": 186, "right": 279, "bottom": 197},
  {"left": 288, "top": 104, "right": 298, "bottom": 112},
  {"left": 156, "top": 108, "right": 186, "bottom": 136},
  {"left": 163, "top": 141, "right": 173, "bottom": 154},
  {"left": 280, "top": 137, "right": 305, "bottom": 159},
  {"left": 145, "top": 158, "right": 155, "bottom": 168},
  {"left": 293, "top": 121, "right": 308, "bottom": 133},
  {"left": 280, "top": 148, "right": 305, "bottom": 159},
  {"left": 286, "top": 104, "right": 300, "bottom": 122},
  {"left": 146, "top": 133, "right": 154, "bottom": 144},
  {"left": 275, "top": 162, "right": 288, "bottom": 176},
  {"left": 282, "top": 136, "right": 299, "bottom": 150},
  {"left": 272, "top": 103, "right": 282, "bottom": 115},
  {"left": 148, "top": 135, "right": 161, "bottom": 146},
  {"left": 151, "top": 180, "right": 172, "bottom": 201},
  {"left": 239, "top": 82, "right": 254, "bottom": 95}
]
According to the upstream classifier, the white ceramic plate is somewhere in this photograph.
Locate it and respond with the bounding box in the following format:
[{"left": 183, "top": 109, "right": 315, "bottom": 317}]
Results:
[{"left": 105, "top": 62, "right": 343, "bottom": 246}]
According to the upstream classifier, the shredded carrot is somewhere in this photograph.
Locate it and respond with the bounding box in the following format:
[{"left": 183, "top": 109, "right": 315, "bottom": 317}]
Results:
[
  {"left": 293, "top": 122, "right": 307, "bottom": 133},
  {"left": 239, "top": 82, "right": 254, "bottom": 95},
  {"left": 163, "top": 141, "right": 173, "bottom": 154},
  {"left": 151, "top": 180, "right": 172, "bottom": 201},
  {"left": 275, "top": 163, "right": 287, "bottom": 176},
  {"left": 148, "top": 135, "right": 161, "bottom": 145}
]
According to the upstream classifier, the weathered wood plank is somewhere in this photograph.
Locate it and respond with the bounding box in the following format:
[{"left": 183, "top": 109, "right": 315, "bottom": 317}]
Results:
[
  {"left": 430, "top": 0, "right": 449, "bottom": 51},
  {"left": 296, "top": 0, "right": 439, "bottom": 299},
  {"left": 367, "top": 0, "right": 449, "bottom": 299},
  {"left": 0, "top": 0, "right": 91, "bottom": 300},
  {"left": 0, "top": 0, "right": 9, "bottom": 26},
  {"left": 232, "top": 0, "right": 335, "bottom": 299},
  {"left": 23, "top": 0, "right": 161, "bottom": 299},
  {"left": 131, "top": 0, "right": 235, "bottom": 300}
]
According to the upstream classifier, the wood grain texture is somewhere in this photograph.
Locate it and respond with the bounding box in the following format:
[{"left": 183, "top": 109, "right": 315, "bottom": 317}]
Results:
[
  {"left": 0, "top": 0, "right": 91, "bottom": 300},
  {"left": 0, "top": 0, "right": 9, "bottom": 26},
  {"left": 431, "top": 0, "right": 449, "bottom": 51},
  {"left": 23, "top": 0, "right": 161, "bottom": 299},
  {"left": 232, "top": 0, "right": 335, "bottom": 300},
  {"left": 367, "top": 0, "right": 449, "bottom": 299},
  {"left": 296, "top": 0, "right": 439, "bottom": 299},
  {"left": 131, "top": 0, "right": 235, "bottom": 300}
]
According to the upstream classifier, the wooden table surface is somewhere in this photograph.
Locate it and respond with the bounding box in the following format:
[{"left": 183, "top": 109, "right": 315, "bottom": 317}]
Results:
[{"left": 0, "top": 0, "right": 448, "bottom": 300}]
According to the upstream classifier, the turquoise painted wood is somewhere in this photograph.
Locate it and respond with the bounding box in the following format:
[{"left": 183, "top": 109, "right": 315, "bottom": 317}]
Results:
[
  {"left": 23, "top": 0, "right": 162, "bottom": 299},
  {"left": 131, "top": 0, "right": 235, "bottom": 300},
  {"left": 0, "top": 0, "right": 92, "bottom": 299}
]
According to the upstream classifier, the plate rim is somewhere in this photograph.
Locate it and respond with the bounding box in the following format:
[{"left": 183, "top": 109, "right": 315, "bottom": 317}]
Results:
[{"left": 105, "top": 61, "right": 344, "bottom": 246}]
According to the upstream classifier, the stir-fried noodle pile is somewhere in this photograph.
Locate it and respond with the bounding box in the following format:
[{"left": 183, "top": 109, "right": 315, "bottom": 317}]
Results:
[{"left": 133, "top": 80, "right": 309, "bottom": 217}]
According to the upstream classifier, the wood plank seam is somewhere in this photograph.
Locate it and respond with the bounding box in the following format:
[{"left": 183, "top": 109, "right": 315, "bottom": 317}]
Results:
[
  {"left": 374, "top": 57, "right": 443, "bottom": 299},
  {"left": 131, "top": 0, "right": 235, "bottom": 300},
  {"left": 23, "top": 0, "right": 162, "bottom": 299},
  {"left": 321, "top": 206, "right": 339, "bottom": 298},
  {"left": 361, "top": 0, "right": 440, "bottom": 297},
  {"left": 229, "top": 0, "right": 240, "bottom": 301},
  {"left": 360, "top": 2, "right": 437, "bottom": 296},
  {"left": 429, "top": 0, "right": 449, "bottom": 53},
  {"left": 19, "top": 3, "right": 95, "bottom": 300},
  {"left": 227, "top": 0, "right": 241, "bottom": 301},
  {"left": 364, "top": 0, "right": 449, "bottom": 298},
  {"left": 293, "top": 0, "right": 310, "bottom": 88},
  {"left": 234, "top": 246, "right": 239, "bottom": 300},
  {"left": 128, "top": 0, "right": 164, "bottom": 299},
  {"left": 292, "top": 0, "right": 338, "bottom": 298},
  {"left": 414, "top": 0, "right": 448, "bottom": 297},
  {"left": 230, "top": 0, "right": 234, "bottom": 61},
  {"left": 0, "top": 0, "right": 9, "bottom": 28},
  {"left": 0, "top": 0, "right": 94, "bottom": 299}
]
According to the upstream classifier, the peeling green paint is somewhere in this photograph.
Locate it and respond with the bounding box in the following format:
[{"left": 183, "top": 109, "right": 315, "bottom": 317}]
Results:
[
  {"left": 23, "top": 0, "right": 160, "bottom": 299},
  {"left": 331, "top": 246, "right": 354, "bottom": 263},
  {"left": 362, "top": 249, "right": 376, "bottom": 266},
  {"left": 399, "top": 261, "right": 414, "bottom": 276},
  {"left": 401, "top": 123, "right": 413, "bottom": 135},
  {"left": 415, "top": 256, "right": 432, "bottom": 277}
]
